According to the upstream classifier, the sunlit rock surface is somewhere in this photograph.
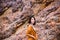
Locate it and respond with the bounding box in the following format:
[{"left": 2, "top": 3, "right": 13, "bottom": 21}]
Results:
[{"left": 0, "top": 0, "right": 60, "bottom": 40}]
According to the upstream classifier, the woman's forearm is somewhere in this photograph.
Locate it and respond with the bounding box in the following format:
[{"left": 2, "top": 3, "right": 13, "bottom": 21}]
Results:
[{"left": 26, "top": 34, "right": 36, "bottom": 39}]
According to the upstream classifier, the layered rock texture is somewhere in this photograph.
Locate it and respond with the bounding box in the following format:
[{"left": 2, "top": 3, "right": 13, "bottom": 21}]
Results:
[{"left": 0, "top": 0, "right": 60, "bottom": 40}]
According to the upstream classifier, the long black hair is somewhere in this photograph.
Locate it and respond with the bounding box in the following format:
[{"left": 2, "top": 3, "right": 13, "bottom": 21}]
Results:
[{"left": 28, "top": 16, "right": 36, "bottom": 25}]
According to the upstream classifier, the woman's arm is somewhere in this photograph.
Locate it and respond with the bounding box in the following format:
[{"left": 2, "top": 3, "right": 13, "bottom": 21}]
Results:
[{"left": 26, "top": 34, "right": 36, "bottom": 39}]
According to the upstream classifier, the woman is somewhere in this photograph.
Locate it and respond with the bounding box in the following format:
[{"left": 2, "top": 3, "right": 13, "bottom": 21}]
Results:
[{"left": 26, "top": 16, "right": 38, "bottom": 40}]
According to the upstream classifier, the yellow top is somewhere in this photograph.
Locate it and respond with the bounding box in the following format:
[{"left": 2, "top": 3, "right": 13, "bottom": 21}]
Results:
[{"left": 26, "top": 25, "right": 38, "bottom": 40}]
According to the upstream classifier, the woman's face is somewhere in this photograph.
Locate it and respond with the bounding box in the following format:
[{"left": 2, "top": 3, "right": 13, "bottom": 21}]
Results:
[{"left": 31, "top": 17, "right": 35, "bottom": 24}]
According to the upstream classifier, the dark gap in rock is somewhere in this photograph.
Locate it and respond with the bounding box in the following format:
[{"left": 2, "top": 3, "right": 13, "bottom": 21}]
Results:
[
  {"left": 57, "top": 33, "right": 60, "bottom": 40},
  {"left": 45, "top": 0, "right": 54, "bottom": 6},
  {"left": 47, "top": 7, "right": 58, "bottom": 13}
]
